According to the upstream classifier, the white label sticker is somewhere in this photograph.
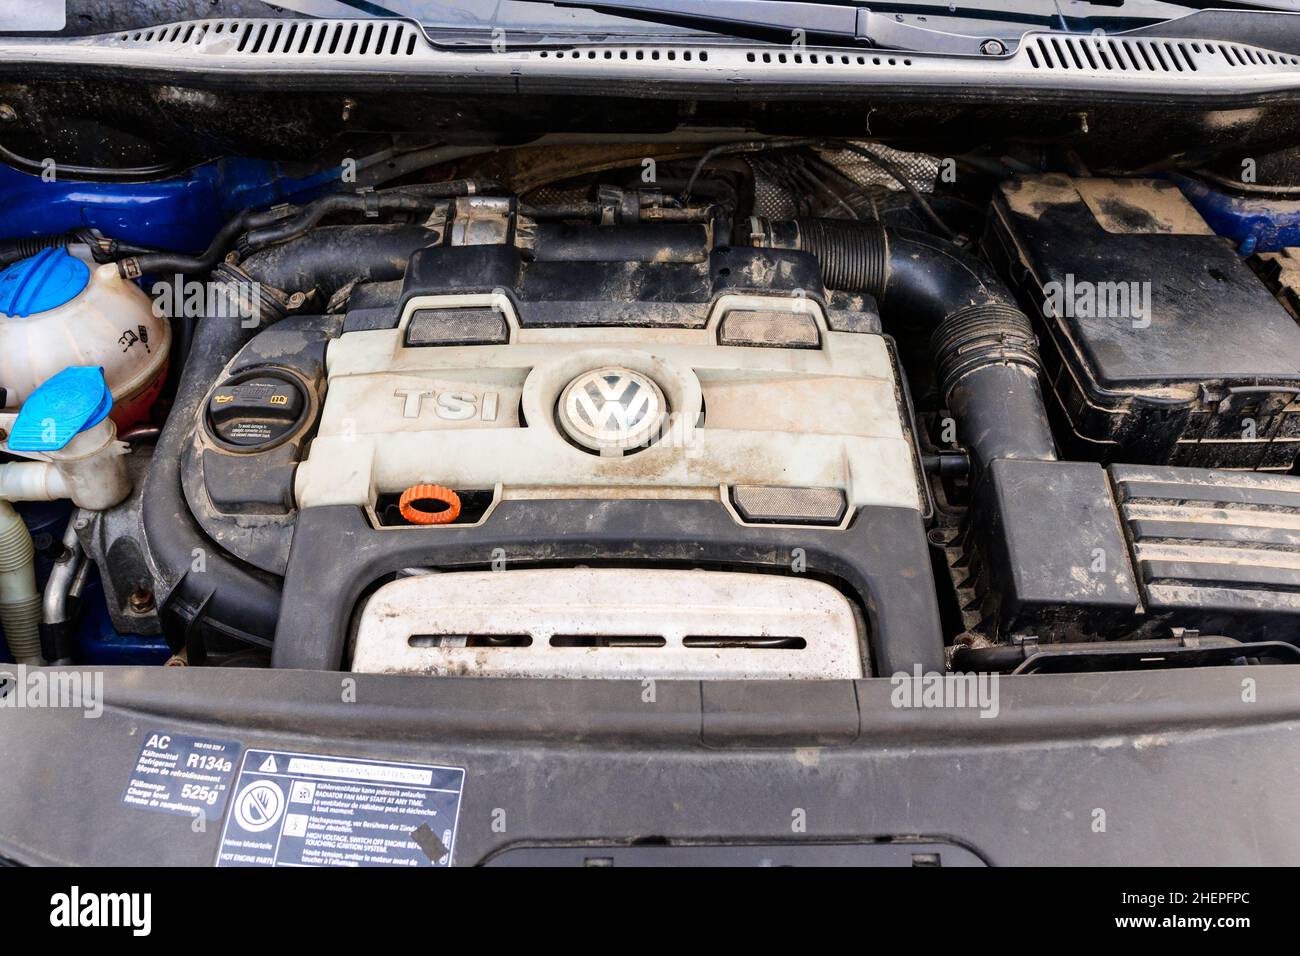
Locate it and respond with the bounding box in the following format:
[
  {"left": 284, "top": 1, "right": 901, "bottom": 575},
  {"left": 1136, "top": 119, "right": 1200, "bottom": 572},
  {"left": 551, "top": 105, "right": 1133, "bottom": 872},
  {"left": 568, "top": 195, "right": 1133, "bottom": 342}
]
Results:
[
  {"left": 216, "top": 748, "right": 465, "bottom": 867},
  {"left": 121, "top": 730, "right": 241, "bottom": 821}
]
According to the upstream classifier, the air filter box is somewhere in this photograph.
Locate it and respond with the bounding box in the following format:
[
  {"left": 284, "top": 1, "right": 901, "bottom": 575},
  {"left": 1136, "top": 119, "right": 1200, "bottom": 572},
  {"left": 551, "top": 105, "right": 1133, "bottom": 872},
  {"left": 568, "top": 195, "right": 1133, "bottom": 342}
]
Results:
[
  {"left": 967, "top": 459, "right": 1300, "bottom": 643},
  {"left": 970, "top": 458, "right": 1141, "bottom": 640},
  {"left": 986, "top": 175, "right": 1300, "bottom": 470}
]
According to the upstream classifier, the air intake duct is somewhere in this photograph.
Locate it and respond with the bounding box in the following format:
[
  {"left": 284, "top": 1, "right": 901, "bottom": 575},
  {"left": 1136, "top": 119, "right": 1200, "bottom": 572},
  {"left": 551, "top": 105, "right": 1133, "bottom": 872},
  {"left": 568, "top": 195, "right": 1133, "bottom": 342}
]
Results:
[{"left": 753, "top": 217, "right": 1056, "bottom": 472}]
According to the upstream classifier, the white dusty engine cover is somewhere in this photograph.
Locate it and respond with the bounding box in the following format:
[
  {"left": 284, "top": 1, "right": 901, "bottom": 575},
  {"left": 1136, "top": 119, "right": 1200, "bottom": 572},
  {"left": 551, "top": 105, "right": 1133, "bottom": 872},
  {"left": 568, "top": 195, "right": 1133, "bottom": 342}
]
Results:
[{"left": 295, "top": 294, "right": 923, "bottom": 520}]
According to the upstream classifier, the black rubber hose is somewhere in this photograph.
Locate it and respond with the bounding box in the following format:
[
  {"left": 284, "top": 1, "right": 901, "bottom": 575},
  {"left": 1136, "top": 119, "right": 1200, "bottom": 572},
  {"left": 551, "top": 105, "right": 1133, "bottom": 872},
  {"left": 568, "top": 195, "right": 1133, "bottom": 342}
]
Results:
[
  {"left": 140, "top": 277, "right": 282, "bottom": 651},
  {"left": 121, "top": 179, "right": 491, "bottom": 277},
  {"left": 772, "top": 217, "right": 1057, "bottom": 470},
  {"left": 140, "top": 224, "right": 442, "bottom": 650},
  {"left": 0, "top": 234, "right": 75, "bottom": 267},
  {"left": 0, "top": 231, "right": 156, "bottom": 268},
  {"left": 240, "top": 183, "right": 479, "bottom": 251},
  {"left": 119, "top": 207, "right": 281, "bottom": 278},
  {"left": 785, "top": 217, "right": 888, "bottom": 294}
]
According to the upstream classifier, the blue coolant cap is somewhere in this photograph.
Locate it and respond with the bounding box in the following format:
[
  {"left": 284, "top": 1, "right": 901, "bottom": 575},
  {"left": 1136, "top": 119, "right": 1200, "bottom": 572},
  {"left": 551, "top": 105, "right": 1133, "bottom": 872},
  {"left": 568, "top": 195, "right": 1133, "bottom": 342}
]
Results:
[
  {"left": 0, "top": 247, "right": 91, "bottom": 317},
  {"left": 8, "top": 366, "right": 112, "bottom": 452}
]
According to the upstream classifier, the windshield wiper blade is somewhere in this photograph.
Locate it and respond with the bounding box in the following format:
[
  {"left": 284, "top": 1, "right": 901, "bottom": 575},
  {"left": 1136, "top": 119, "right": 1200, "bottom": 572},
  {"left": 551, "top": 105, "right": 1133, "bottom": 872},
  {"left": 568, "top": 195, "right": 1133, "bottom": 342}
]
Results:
[
  {"left": 544, "top": 0, "right": 1009, "bottom": 54},
  {"left": 1156, "top": 0, "right": 1300, "bottom": 10}
]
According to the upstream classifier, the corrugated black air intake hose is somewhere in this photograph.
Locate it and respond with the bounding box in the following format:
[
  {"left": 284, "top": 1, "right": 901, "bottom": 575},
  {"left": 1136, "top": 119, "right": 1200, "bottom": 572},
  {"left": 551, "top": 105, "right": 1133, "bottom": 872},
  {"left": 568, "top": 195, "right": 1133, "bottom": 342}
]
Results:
[{"left": 759, "top": 217, "right": 1057, "bottom": 472}]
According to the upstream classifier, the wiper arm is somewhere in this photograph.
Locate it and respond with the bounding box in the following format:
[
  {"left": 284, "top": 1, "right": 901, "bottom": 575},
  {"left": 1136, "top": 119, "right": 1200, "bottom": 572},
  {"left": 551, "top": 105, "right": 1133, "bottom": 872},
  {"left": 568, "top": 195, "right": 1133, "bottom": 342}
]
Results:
[{"left": 543, "top": 0, "right": 1010, "bottom": 55}]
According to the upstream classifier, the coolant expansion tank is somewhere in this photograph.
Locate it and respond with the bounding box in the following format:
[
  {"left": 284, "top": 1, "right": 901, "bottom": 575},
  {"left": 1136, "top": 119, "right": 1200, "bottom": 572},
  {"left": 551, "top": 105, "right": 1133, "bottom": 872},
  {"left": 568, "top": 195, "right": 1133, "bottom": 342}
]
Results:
[{"left": 0, "top": 248, "right": 170, "bottom": 428}]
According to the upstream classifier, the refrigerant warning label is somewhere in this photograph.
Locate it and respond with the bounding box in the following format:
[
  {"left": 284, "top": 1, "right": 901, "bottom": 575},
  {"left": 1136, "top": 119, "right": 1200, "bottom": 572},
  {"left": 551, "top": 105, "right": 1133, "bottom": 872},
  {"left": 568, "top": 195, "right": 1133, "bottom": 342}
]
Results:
[
  {"left": 216, "top": 749, "right": 464, "bottom": 867},
  {"left": 122, "top": 731, "right": 240, "bottom": 821}
]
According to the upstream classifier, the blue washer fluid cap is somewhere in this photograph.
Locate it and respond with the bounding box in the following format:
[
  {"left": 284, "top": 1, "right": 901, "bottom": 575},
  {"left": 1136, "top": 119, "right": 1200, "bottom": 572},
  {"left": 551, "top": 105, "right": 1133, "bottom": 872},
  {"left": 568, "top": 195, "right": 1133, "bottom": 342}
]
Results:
[
  {"left": 0, "top": 247, "right": 91, "bottom": 317},
  {"left": 8, "top": 366, "right": 112, "bottom": 452}
]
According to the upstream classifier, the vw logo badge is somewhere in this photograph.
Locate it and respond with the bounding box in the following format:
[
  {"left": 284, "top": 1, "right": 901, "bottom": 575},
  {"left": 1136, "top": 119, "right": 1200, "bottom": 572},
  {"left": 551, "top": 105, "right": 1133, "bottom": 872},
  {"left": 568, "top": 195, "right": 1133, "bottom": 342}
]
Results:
[{"left": 558, "top": 366, "right": 667, "bottom": 455}]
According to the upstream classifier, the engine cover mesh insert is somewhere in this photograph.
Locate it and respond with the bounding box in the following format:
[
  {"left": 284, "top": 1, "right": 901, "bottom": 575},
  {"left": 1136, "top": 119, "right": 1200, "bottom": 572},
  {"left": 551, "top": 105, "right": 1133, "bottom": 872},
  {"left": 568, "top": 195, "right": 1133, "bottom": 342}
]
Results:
[{"left": 351, "top": 568, "right": 867, "bottom": 679}]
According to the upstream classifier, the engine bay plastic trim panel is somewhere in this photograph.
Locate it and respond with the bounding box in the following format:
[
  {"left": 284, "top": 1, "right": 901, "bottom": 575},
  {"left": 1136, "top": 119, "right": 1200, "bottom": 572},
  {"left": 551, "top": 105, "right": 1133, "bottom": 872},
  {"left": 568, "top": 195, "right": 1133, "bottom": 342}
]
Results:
[
  {"left": 271, "top": 499, "right": 945, "bottom": 675},
  {"left": 0, "top": 665, "right": 1295, "bottom": 865},
  {"left": 3, "top": 20, "right": 1300, "bottom": 102}
]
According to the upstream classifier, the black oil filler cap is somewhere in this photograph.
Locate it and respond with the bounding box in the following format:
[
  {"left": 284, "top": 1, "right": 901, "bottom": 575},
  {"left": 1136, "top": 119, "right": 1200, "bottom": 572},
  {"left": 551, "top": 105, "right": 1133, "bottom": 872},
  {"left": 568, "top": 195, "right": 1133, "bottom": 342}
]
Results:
[{"left": 207, "top": 372, "right": 306, "bottom": 449}]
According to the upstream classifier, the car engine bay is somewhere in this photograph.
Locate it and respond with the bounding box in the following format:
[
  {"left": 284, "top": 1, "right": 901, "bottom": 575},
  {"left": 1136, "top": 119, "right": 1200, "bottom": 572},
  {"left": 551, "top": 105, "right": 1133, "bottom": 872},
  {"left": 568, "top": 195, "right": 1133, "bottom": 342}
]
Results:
[{"left": 4, "top": 94, "right": 1300, "bottom": 684}]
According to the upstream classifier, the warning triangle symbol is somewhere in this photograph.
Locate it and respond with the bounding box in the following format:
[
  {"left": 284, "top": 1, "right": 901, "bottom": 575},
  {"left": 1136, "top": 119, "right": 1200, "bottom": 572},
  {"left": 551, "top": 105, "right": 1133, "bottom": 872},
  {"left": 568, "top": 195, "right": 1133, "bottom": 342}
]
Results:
[{"left": 259, "top": 755, "right": 278, "bottom": 773}]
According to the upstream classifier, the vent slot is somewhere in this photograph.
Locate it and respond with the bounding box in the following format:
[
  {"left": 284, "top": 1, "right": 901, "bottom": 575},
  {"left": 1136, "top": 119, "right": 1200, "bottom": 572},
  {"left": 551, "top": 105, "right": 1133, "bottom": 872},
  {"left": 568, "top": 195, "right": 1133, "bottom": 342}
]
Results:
[
  {"left": 409, "top": 634, "right": 532, "bottom": 648},
  {"left": 116, "top": 17, "right": 421, "bottom": 57},
  {"left": 744, "top": 49, "right": 914, "bottom": 67},
  {"left": 538, "top": 46, "right": 710, "bottom": 62},
  {"left": 683, "top": 636, "right": 808, "bottom": 649},
  {"left": 550, "top": 635, "right": 667, "bottom": 648},
  {"left": 1027, "top": 35, "right": 1300, "bottom": 72}
]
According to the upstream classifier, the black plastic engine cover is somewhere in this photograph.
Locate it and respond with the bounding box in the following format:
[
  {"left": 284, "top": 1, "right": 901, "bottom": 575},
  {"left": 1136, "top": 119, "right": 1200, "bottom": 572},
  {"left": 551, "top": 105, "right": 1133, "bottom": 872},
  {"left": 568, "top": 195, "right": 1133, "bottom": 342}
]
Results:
[
  {"left": 180, "top": 314, "right": 336, "bottom": 576},
  {"left": 343, "top": 241, "right": 880, "bottom": 333},
  {"left": 271, "top": 500, "right": 946, "bottom": 676}
]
